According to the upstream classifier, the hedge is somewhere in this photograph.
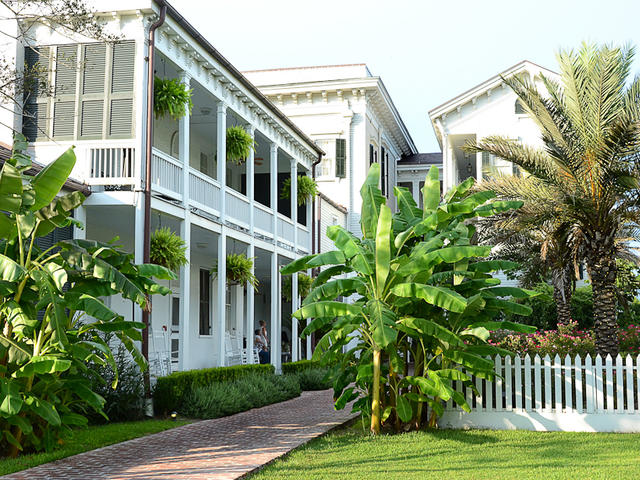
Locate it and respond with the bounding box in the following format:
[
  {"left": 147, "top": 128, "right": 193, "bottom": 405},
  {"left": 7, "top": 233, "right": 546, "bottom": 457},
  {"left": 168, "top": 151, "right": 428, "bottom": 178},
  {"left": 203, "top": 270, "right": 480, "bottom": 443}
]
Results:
[
  {"left": 281, "top": 360, "right": 323, "bottom": 374},
  {"left": 153, "top": 364, "right": 275, "bottom": 414}
]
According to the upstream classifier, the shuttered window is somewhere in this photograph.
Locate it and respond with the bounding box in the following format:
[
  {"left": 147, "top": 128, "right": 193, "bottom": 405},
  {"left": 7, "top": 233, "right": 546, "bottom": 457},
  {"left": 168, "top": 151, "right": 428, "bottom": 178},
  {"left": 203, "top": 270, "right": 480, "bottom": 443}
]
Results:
[
  {"left": 335, "top": 138, "right": 346, "bottom": 178},
  {"left": 369, "top": 144, "right": 374, "bottom": 166},
  {"left": 23, "top": 41, "right": 136, "bottom": 142},
  {"left": 199, "top": 269, "right": 211, "bottom": 335},
  {"left": 380, "top": 146, "right": 386, "bottom": 196}
]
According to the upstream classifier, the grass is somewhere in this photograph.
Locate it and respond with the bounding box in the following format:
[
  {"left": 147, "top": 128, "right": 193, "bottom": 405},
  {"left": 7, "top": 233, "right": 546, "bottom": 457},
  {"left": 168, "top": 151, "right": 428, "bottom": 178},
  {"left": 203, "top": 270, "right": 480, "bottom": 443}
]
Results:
[
  {"left": 0, "top": 419, "right": 190, "bottom": 476},
  {"left": 249, "top": 422, "right": 640, "bottom": 480}
]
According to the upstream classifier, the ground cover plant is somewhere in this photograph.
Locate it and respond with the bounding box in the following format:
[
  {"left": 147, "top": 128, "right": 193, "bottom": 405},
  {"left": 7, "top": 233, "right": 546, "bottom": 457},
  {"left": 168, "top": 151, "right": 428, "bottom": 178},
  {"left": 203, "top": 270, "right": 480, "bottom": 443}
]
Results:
[
  {"left": 249, "top": 424, "right": 640, "bottom": 480},
  {"left": 0, "top": 136, "right": 174, "bottom": 456},
  {"left": 282, "top": 163, "right": 537, "bottom": 434},
  {"left": 0, "top": 419, "right": 189, "bottom": 476}
]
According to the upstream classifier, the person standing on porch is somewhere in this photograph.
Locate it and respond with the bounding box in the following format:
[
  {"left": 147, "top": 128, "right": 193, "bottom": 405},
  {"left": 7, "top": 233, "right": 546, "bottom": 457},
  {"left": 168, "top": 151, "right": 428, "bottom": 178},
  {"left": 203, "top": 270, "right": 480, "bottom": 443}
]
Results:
[
  {"left": 259, "top": 320, "right": 269, "bottom": 349},
  {"left": 254, "top": 329, "right": 270, "bottom": 364}
]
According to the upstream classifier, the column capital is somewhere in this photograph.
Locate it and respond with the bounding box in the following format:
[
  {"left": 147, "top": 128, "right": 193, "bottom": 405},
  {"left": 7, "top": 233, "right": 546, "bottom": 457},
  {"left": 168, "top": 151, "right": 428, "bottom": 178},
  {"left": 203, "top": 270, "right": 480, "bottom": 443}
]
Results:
[
  {"left": 270, "top": 143, "right": 278, "bottom": 154},
  {"left": 217, "top": 102, "right": 227, "bottom": 114},
  {"left": 247, "top": 124, "right": 256, "bottom": 135},
  {"left": 290, "top": 158, "right": 298, "bottom": 169},
  {"left": 178, "top": 70, "right": 192, "bottom": 83}
]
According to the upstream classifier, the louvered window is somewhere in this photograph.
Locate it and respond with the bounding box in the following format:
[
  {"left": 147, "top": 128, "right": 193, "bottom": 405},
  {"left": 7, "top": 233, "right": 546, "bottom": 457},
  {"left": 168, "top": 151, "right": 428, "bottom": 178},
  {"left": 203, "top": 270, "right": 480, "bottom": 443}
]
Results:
[
  {"left": 380, "top": 146, "right": 386, "bottom": 196},
  {"left": 335, "top": 138, "right": 346, "bottom": 178},
  {"left": 23, "top": 41, "right": 136, "bottom": 142}
]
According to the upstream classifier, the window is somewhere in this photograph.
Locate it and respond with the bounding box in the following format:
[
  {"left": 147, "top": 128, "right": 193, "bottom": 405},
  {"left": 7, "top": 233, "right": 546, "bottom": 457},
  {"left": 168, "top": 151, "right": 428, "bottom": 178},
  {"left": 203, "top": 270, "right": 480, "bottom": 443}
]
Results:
[
  {"left": 369, "top": 144, "right": 374, "bottom": 166},
  {"left": 335, "top": 138, "right": 346, "bottom": 178},
  {"left": 515, "top": 99, "right": 526, "bottom": 114},
  {"left": 23, "top": 41, "right": 136, "bottom": 142},
  {"left": 419, "top": 181, "right": 425, "bottom": 208},
  {"left": 380, "top": 146, "right": 386, "bottom": 196},
  {"left": 398, "top": 181, "right": 413, "bottom": 197},
  {"left": 171, "top": 297, "right": 180, "bottom": 330},
  {"left": 199, "top": 269, "right": 211, "bottom": 335}
]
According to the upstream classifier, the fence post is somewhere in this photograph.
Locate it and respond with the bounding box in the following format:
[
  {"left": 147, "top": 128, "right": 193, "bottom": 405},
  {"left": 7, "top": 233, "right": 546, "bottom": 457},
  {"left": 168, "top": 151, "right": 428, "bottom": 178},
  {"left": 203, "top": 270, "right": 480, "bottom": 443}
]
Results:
[
  {"left": 486, "top": 356, "right": 494, "bottom": 411},
  {"left": 544, "top": 355, "right": 552, "bottom": 412},
  {"left": 595, "top": 355, "right": 604, "bottom": 412},
  {"left": 564, "top": 354, "right": 572, "bottom": 412},
  {"left": 554, "top": 354, "right": 562, "bottom": 413},
  {"left": 616, "top": 354, "right": 624, "bottom": 413},
  {"left": 495, "top": 356, "right": 503, "bottom": 412},
  {"left": 585, "top": 355, "right": 594, "bottom": 413},
  {"left": 626, "top": 355, "right": 634, "bottom": 413},
  {"left": 515, "top": 355, "right": 522, "bottom": 410},
  {"left": 534, "top": 354, "right": 542, "bottom": 411},
  {"left": 605, "top": 354, "right": 614, "bottom": 412},
  {"left": 505, "top": 355, "right": 513, "bottom": 411},
  {"left": 524, "top": 354, "right": 532, "bottom": 411},
  {"left": 575, "top": 355, "right": 583, "bottom": 414}
]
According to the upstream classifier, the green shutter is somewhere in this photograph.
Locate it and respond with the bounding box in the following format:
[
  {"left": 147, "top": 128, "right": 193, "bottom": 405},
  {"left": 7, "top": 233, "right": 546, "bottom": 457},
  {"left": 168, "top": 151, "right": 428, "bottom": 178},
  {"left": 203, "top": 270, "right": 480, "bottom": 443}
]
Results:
[
  {"left": 23, "top": 46, "right": 51, "bottom": 141},
  {"left": 80, "top": 100, "right": 104, "bottom": 137},
  {"left": 23, "top": 103, "right": 48, "bottom": 141},
  {"left": 109, "top": 98, "right": 133, "bottom": 136},
  {"left": 335, "top": 138, "right": 346, "bottom": 178},
  {"left": 111, "top": 41, "right": 135, "bottom": 93},
  {"left": 82, "top": 43, "right": 106, "bottom": 94}
]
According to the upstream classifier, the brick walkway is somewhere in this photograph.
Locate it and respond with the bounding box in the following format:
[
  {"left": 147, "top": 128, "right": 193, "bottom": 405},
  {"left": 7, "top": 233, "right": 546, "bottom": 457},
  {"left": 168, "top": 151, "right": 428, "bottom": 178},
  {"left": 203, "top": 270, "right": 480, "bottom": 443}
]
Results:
[{"left": 4, "top": 390, "right": 356, "bottom": 480}]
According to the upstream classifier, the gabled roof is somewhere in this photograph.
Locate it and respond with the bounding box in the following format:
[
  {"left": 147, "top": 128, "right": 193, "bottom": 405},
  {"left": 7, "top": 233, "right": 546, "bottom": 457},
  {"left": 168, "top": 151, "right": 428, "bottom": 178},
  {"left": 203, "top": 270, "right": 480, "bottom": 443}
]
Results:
[
  {"left": 397, "top": 152, "right": 442, "bottom": 166},
  {"left": 429, "top": 60, "right": 558, "bottom": 120}
]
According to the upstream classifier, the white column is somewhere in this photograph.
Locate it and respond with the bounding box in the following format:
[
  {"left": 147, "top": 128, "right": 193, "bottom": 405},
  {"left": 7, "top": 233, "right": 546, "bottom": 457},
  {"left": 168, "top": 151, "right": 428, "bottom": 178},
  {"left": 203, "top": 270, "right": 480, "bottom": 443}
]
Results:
[
  {"left": 216, "top": 230, "right": 227, "bottom": 366},
  {"left": 133, "top": 197, "right": 144, "bottom": 340},
  {"left": 291, "top": 272, "right": 298, "bottom": 362},
  {"left": 412, "top": 180, "right": 419, "bottom": 205},
  {"left": 233, "top": 283, "right": 244, "bottom": 341},
  {"left": 246, "top": 243, "right": 255, "bottom": 362},
  {"left": 305, "top": 182, "right": 312, "bottom": 252},
  {"left": 179, "top": 216, "right": 191, "bottom": 371},
  {"left": 73, "top": 205, "right": 86, "bottom": 240},
  {"left": 217, "top": 102, "right": 227, "bottom": 222},
  {"left": 270, "top": 143, "right": 278, "bottom": 235},
  {"left": 476, "top": 150, "right": 483, "bottom": 183},
  {"left": 247, "top": 126, "right": 255, "bottom": 235},
  {"left": 179, "top": 71, "right": 191, "bottom": 199},
  {"left": 270, "top": 250, "right": 280, "bottom": 371},
  {"left": 290, "top": 160, "right": 299, "bottom": 362}
]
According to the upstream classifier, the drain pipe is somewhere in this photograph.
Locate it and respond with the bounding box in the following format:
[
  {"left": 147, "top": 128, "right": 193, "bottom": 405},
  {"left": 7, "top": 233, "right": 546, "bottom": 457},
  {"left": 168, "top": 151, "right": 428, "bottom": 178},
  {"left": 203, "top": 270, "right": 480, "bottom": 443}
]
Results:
[
  {"left": 142, "top": 4, "right": 166, "bottom": 405},
  {"left": 311, "top": 152, "right": 322, "bottom": 257}
]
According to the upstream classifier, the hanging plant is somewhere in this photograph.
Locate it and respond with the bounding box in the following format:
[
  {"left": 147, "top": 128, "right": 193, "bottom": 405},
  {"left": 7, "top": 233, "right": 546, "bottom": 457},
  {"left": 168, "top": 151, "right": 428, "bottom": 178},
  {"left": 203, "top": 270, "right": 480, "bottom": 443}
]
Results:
[
  {"left": 150, "top": 227, "right": 188, "bottom": 272},
  {"left": 154, "top": 76, "right": 193, "bottom": 120},
  {"left": 280, "top": 175, "right": 318, "bottom": 206},
  {"left": 226, "top": 125, "right": 255, "bottom": 165},
  {"left": 214, "top": 253, "right": 259, "bottom": 289},
  {"left": 283, "top": 273, "right": 313, "bottom": 302}
]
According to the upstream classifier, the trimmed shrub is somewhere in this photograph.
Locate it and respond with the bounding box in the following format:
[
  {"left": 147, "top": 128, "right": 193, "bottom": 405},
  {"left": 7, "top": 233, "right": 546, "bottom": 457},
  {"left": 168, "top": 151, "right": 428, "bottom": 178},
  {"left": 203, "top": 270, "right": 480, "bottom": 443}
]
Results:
[
  {"left": 182, "top": 373, "right": 301, "bottom": 419},
  {"left": 282, "top": 360, "right": 322, "bottom": 374},
  {"left": 153, "top": 364, "right": 274, "bottom": 414},
  {"left": 294, "top": 368, "right": 332, "bottom": 391}
]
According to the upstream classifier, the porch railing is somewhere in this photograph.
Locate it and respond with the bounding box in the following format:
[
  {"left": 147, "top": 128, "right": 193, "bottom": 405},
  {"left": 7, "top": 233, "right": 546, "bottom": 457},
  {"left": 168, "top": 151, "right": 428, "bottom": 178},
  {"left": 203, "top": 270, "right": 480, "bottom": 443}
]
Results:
[
  {"left": 87, "top": 146, "right": 136, "bottom": 185},
  {"left": 297, "top": 224, "right": 310, "bottom": 251},
  {"left": 189, "top": 168, "right": 221, "bottom": 214},
  {"left": 254, "top": 203, "right": 274, "bottom": 237},
  {"left": 277, "top": 214, "right": 295, "bottom": 245},
  {"left": 151, "top": 148, "right": 183, "bottom": 200},
  {"left": 226, "top": 189, "right": 250, "bottom": 229}
]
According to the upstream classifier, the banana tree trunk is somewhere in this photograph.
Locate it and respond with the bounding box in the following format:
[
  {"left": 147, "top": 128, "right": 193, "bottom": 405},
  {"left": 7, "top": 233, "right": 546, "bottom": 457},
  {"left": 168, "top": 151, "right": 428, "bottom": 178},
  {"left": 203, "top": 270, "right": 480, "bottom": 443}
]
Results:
[
  {"left": 371, "top": 348, "right": 382, "bottom": 435},
  {"left": 586, "top": 242, "right": 618, "bottom": 356}
]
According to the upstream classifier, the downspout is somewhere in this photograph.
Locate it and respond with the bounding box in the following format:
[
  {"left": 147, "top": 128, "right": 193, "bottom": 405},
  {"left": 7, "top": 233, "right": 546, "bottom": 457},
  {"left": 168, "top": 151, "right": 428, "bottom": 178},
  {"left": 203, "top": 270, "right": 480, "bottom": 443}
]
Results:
[
  {"left": 311, "top": 152, "right": 322, "bottom": 256},
  {"left": 142, "top": 5, "right": 166, "bottom": 401}
]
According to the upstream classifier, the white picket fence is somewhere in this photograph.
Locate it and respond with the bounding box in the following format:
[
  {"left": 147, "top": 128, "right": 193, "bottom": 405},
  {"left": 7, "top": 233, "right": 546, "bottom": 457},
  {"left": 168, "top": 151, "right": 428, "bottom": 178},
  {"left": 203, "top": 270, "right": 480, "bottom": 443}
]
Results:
[{"left": 439, "top": 354, "right": 640, "bottom": 432}]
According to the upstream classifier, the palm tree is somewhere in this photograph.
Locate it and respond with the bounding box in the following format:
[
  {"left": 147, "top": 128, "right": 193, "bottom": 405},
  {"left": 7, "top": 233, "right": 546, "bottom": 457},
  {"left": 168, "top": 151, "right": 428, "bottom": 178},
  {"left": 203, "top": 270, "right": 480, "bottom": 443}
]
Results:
[
  {"left": 468, "top": 44, "right": 640, "bottom": 355},
  {"left": 474, "top": 175, "right": 580, "bottom": 325}
]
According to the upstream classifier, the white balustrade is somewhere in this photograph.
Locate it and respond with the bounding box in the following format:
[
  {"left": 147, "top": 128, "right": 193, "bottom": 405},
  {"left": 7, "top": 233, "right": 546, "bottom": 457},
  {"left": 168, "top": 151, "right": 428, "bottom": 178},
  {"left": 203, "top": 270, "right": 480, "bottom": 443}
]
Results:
[
  {"left": 277, "top": 214, "right": 295, "bottom": 244},
  {"left": 296, "top": 224, "right": 310, "bottom": 251},
  {"left": 225, "top": 189, "right": 250, "bottom": 228},
  {"left": 440, "top": 354, "right": 640, "bottom": 432},
  {"left": 254, "top": 203, "right": 274, "bottom": 236},
  {"left": 87, "top": 146, "right": 136, "bottom": 184},
  {"left": 151, "top": 148, "right": 183, "bottom": 199},
  {"left": 189, "top": 168, "right": 221, "bottom": 214}
]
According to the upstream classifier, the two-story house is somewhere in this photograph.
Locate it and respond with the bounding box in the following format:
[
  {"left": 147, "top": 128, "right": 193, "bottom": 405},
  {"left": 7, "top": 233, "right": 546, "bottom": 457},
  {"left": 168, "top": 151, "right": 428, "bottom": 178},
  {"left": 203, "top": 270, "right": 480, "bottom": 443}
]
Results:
[{"left": 3, "top": 0, "right": 324, "bottom": 374}]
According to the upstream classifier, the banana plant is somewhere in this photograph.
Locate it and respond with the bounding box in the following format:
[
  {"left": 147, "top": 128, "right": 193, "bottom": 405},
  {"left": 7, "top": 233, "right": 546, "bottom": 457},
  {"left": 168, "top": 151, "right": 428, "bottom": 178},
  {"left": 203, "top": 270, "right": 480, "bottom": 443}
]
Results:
[
  {"left": 282, "top": 164, "right": 537, "bottom": 434},
  {"left": 0, "top": 135, "right": 174, "bottom": 455}
]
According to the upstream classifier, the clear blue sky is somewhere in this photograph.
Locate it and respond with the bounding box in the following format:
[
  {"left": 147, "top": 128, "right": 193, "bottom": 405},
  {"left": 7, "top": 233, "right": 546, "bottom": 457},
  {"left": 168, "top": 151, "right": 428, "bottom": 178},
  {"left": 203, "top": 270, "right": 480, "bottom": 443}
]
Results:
[{"left": 178, "top": 0, "right": 640, "bottom": 152}]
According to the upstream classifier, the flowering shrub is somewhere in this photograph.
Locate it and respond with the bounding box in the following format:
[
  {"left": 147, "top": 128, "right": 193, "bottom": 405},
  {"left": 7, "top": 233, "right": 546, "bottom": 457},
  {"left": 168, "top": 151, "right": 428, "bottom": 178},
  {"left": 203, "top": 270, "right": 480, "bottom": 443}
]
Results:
[
  {"left": 490, "top": 321, "right": 596, "bottom": 358},
  {"left": 619, "top": 325, "right": 640, "bottom": 355}
]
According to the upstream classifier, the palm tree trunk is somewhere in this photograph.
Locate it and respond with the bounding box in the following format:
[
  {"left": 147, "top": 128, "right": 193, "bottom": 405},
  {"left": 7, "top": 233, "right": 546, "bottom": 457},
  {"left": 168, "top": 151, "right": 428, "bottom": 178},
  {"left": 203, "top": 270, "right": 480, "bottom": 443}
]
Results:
[
  {"left": 586, "top": 248, "right": 618, "bottom": 356},
  {"left": 552, "top": 264, "right": 573, "bottom": 326}
]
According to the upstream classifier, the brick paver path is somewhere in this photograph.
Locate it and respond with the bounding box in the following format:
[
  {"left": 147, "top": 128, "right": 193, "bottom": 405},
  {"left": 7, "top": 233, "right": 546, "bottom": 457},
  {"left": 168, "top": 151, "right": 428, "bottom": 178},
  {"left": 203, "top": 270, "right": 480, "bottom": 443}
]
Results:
[{"left": 4, "top": 389, "right": 356, "bottom": 480}]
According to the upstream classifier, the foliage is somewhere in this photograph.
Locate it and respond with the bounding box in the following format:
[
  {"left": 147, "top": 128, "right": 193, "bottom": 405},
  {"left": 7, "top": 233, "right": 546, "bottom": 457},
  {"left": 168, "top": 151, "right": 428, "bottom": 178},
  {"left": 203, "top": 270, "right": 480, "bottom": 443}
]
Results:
[
  {"left": 282, "top": 163, "right": 536, "bottom": 434},
  {"left": 294, "top": 368, "right": 332, "bottom": 391},
  {"left": 281, "top": 359, "right": 323, "bottom": 374},
  {"left": 226, "top": 126, "right": 255, "bottom": 165},
  {"left": 84, "top": 339, "right": 144, "bottom": 424},
  {"left": 250, "top": 426, "right": 640, "bottom": 480},
  {"left": 153, "top": 76, "right": 193, "bottom": 120},
  {"left": 468, "top": 43, "right": 640, "bottom": 356},
  {"left": 150, "top": 227, "right": 187, "bottom": 273},
  {"left": 490, "top": 321, "right": 596, "bottom": 358},
  {"left": 181, "top": 373, "right": 300, "bottom": 419},
  {"left": 213, "top": 253, "right": 259, "bottom": 290},
  {"left": 618, "top": 324, "right": 640, "bottom": 355},
  {"left": 282, "top": 273, "right": 313, "bottom": 302},
  {"left": 153, "top": 364, "right": 274, "bottom": 414},
  {"left": 0, "top": 135, "right": 174, "bottom": 455},
  {"left": 280, "top": 175, "right": 319, "bottom": 206},
  {"left": 0, "top": 419, "right": 189, "bottom": 476}
]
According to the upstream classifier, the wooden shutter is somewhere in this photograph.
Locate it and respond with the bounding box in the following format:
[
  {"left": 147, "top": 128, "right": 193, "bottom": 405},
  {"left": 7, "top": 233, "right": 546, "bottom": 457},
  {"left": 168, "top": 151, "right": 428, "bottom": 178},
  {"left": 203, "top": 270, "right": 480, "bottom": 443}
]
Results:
[
  {"left": 81, "top": 100, "right": 104, "bottom": 136},
  {"left": 55, "top": 45, "right": 77, "bottom": 96},
  {"left": 82, "top": 44, "right": 106, "bottom": 94},
  {"left": 108, "top": 41, "right": 135, "bottom": 138},
  {"left": 335, "top": 138, "right": 346, "bottom": 178},
  {"left": 380, "top": 146, "right": 386, "bottom": 195},
  {"left": 53, "top": 101, "right": 75, "bottom": 137},
  {"left": 23, "top": 46, "right": 51, "bottom": 141}
]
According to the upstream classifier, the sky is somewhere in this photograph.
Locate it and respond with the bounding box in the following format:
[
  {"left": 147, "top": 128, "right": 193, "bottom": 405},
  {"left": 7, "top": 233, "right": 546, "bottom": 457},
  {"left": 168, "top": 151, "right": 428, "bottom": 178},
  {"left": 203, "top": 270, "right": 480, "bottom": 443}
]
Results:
[{"left": 177, "top": 0, "right": 640, "bottom": 153}]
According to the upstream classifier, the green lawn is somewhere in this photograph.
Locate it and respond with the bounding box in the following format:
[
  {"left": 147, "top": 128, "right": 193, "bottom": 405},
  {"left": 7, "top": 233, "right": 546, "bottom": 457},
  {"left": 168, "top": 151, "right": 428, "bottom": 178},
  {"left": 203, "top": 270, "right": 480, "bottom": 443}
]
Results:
[
  {"left": 0, "top": 419, "right": 190, "bottom": 476},
  {"left": 250, "top": 423, "right": 640, "bottom": 480}
]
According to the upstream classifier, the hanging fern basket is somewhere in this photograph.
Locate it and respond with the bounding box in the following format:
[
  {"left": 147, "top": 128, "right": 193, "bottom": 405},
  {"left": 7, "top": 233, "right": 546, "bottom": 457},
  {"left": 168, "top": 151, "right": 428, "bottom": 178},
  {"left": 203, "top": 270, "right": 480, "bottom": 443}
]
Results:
[
  {"left": 214, "top": 253, "right": 259, "bottom": 290},
  {"left": 280, "top": 175, "right": 318, "bottom": 206},
  {"left": 283, "top": 273, "right": 313, "bottom": 302},
  {"left": 154, "top": 76, "right": 193, "bottom": 120},
  {"left": 226, "top": 126, "right": 255, "bottom": 165},
  {"left": 150, "top": 227, "right": 188, "bottom": 272}
]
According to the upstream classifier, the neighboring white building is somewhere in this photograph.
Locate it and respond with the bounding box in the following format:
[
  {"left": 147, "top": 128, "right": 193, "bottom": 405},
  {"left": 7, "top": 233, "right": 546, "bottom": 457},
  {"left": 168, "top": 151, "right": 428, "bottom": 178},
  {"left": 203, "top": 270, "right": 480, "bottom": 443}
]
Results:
[
  {"left": 2, "top": 0, "right": 324, "bottom": 373},
  {"left": 396, "top": 152, "right": 443, "bottom": 206},
  {"left": 244, "top": 64, "right": 417, "bottom": 236},
  {"left": 429, "top": 61, "right": 557, "bottom": 191}
]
